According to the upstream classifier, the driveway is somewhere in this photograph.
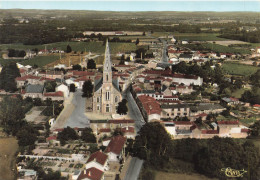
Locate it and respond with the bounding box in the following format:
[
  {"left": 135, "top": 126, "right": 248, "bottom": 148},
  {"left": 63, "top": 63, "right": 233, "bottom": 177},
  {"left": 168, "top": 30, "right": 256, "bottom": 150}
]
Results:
[{"left": 64, "top": 90, "right": 90, "bottom": 128}]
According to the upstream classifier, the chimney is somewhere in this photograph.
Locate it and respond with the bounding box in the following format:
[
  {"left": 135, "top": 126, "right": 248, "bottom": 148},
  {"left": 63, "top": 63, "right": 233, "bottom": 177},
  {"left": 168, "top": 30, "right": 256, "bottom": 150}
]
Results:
[
  {"left": 88, "top": 170, "right": 91, "bottom": 176},
  {"left": 84, "top": 170, "right": 86, "bottom": 174}
]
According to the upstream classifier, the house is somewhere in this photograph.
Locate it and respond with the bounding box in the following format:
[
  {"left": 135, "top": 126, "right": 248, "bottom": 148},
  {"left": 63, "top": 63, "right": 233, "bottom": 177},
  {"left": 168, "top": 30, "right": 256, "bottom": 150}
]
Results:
[
  {"left": 136, "top": 95, "right": 161, "bottom": 122},
  {"left": 17, "top": 169, "right": 37, "bottom": 180},
  {"left": 43, "top": 91, "right": 64, "bottom": 101},
  {"left": 161, "top": 104, "right": 190, "bottom": 119},
  {"left": 23, "top": 84, "right": 44, "bottom": 99},
  {"left": 221, "top": 97, "right": 240, "bottom": 106},
  {"left": 55, "top": 84, "right": 69, "bottom": 98},
  {"left": 38, "top": 71, "right": 64, "bottom": 80},
  {"left": 77, "top": 168, "right": 104, "bottom": 180},
  {"left": 104, "top": 135, "right": 126, "bottom": 162},
  {"left": 179, "top": 54, "right": 193, "bottom": 62},
  {"left": 85, "top": 151, "right": 109, "bottom": 172},
  {"left": 171, "top": 74, "right": 203, "bottom": 86}
]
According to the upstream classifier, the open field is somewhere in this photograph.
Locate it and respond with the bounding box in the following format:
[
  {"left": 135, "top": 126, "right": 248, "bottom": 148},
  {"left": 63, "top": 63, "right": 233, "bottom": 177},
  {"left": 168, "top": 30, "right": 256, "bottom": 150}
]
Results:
[
  {"left": 155, "top": 171, "right": 217, "bottom": 180},
  {"left": 0, "top": 137, "right": 18, "bottom": 180},
  {"left": 0, "top": 41, "right": 137, "bottom": 54},
  {"left": 208, "top": 40, "right": 250, "bottom": 46},
  {"left": 222, "top": 62, "right": 259, "bottom": 76},
  {"left": 173, "top": 33, "right": 227, "bottom": 41},
  {"left": 231, "top": 88, "right": 246, "bottom": 99}
]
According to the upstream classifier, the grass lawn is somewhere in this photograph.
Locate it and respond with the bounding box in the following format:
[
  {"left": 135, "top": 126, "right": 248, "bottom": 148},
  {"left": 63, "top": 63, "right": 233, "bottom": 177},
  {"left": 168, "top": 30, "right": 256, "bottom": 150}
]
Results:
[
  {"left": 222, "top": 62, "right": 259, "bottom": 76},
  {"left": 202, "top": 43, "right": 251, "bottom": 54},
  {"left": 155, "top": 171, "right": 217, "bottom": 180},
  {"left": 250, "top": 43, "right": 260, "bottom": 48}
]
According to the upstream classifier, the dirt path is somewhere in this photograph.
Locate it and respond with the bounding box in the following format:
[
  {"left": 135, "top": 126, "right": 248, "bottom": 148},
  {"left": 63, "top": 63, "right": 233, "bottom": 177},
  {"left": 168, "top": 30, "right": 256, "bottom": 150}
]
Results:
[{"left": 0, "top": 137, "right": 18, "bottom": 180}]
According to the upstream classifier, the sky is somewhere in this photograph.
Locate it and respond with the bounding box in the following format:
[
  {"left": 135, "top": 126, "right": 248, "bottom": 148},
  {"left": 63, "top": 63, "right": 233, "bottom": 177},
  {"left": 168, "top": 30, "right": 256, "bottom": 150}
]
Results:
[{"left": 0, "top": 1, "right": 260, "bottom": 12}]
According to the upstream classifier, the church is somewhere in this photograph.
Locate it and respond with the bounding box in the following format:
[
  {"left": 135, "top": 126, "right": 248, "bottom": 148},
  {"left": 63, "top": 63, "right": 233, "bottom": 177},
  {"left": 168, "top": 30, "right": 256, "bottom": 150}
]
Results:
[{"left": 92, "top": 40, "right": 122, "bottom": 115}]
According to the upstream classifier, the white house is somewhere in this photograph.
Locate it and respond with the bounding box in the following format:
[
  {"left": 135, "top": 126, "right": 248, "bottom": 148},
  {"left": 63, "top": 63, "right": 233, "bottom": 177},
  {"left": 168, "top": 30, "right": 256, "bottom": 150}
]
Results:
[
  {"left": 55, "top": 84, "right": 69, "bottom": 98},
  {"left": 85, "top": 151, "right": 109, "bottom": 172},
  {"left": 104, "top": 135, "right": 126, "bottom": 162}
]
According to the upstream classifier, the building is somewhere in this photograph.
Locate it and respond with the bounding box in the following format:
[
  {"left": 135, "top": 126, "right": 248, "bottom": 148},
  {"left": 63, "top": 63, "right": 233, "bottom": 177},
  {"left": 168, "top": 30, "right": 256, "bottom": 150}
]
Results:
[
  {"left": 22, "top": 84, "right": 44, "bottom": 99},
  {"left": 104, "top": 135, "right": 126, "bottom": 162},
  {"left": 92, "top": 40, "right": 122, "bottom": 115},
  {"left": 85, "top": 151, "right": 109, "bottom": 172}
]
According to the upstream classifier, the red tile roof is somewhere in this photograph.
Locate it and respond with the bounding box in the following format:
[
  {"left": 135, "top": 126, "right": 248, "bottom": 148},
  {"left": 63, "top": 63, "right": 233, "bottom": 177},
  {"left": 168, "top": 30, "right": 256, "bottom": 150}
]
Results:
[
  {"left": 104, "top": 135, "right": 126, "bottom": 155},
  {"left": 114, "top": 65, "right": 131, "bottom": 67},
  {"left": 46, "top": 136, "right": 57, "bottom": 141},
  {"left": 99, "top": 128, "right": 111, "bottom": 133},
  {"left": 72, "top": 71, "right": 95, "bottom": 77},
  {"left": 19, "top": 69, "right": 26, "bottom": 73},
  {"left": 77, "top": 168, "right": 104, "bottom": 180},
  {"left": 87, "top": 151, "right": 108, "bottom": 166},
  {"left": 121, "top": 126, "right": 135, "bottom": 133},
  {"left": 44, "top": 91, "right": 64, "bottom": 97},
  {"left": 241, "top": 129, "right": 250, "bottom": 133},
  {"left": 195, "top": 113, "right": 208, "bottom": 117},
  {"left": 253, "top": 104, "right": 260, "bottom": 108},
  {"left": 74, "top": 76, "right": 92, "bottom": 82},
  {"left": 138, "top": 95, "right": 162, "bottom": 115},
  {"left": 217, "top": 120, "right": 239, "bottom": 125},
  {"left": 16, "top": 75, "right": 40, "bottom": 81},
  {"left": 201, "top": 130, "right": 219, "bottom": 134},
  {"left": 171, "top": 73, "right": 199, "bottom": 80}
]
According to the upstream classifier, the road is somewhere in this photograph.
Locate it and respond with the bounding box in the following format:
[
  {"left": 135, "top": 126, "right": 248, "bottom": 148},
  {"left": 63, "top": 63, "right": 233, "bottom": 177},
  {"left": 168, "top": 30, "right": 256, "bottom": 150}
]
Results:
[
  {"left": 123, "top": 157, "right": 144, "bottom": 180},
  {"left": 124, "top": 88, "right": 145, "bottom": 132},
  {"left": 64, "top": 90, "right": 90, "bottom": 128}
]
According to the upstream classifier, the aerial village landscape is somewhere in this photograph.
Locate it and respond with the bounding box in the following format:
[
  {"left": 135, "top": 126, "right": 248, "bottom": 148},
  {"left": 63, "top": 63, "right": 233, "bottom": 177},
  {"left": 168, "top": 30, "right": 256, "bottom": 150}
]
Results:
[{"left": 0, "top": 1, "right": 260, "bottom": 180}]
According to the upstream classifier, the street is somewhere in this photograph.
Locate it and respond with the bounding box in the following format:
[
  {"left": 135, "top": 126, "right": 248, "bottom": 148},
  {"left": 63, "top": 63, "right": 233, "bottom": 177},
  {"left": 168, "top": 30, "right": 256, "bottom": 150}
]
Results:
[
  {"left": 64, "top": 90, "right": 90, "bottom": 128},
  {"left": 124, "top": 88, "right": 145, "bottom": 132},
  {"left": 123, "top": 157, "right": 144, "bottom": 180}
]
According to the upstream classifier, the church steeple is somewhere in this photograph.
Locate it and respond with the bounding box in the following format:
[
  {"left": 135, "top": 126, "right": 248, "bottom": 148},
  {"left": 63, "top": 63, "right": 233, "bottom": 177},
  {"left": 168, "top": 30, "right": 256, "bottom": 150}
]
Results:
[{"left": 103, "top": 39, "right": 112, "bottom": 83}]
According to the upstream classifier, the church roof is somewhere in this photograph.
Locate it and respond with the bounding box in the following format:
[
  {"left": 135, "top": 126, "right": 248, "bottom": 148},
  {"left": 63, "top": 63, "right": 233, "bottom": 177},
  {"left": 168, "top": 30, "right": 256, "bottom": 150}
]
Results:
[{"left": 94, "top": 77, "right": 120, "bottom": 92}]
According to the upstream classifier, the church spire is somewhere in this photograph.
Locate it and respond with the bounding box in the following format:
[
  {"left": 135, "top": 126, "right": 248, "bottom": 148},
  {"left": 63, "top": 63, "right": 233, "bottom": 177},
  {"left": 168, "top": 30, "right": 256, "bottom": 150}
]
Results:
[
  {"left": 103, "top": 39, "right": 112, "bottom": 83},
  {"left": 103, "top": 39, "right": 112, "bottom": 73}
]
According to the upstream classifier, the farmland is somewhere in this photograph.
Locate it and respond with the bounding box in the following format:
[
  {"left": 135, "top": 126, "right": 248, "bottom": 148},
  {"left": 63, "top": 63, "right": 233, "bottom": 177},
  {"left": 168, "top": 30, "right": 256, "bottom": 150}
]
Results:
[
  {"left": 222, "top": 62, "right": 259, "bottom": 76},
  {"left": 155, "top": 171, "right": 217, "bottom": 180}
]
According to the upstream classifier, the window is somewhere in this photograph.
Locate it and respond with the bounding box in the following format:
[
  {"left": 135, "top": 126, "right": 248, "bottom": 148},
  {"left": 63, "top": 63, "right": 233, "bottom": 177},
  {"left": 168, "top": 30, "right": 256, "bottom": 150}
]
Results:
[
  {"left": 106, "top": 74, "right": 108, "bottom": 81},
  {"left": 106, "top": 104, "right": 110, "bottom": 112},
  {"left": 115, "top": 96, "right": 118, "bottom": 103},
  {"left": 97, "top": 97, "right": 100, "bottom": 103},
  {"left": 97, "top": 105, "right": 100, "bottom": 111},
  {"left": 106, "top": 92, "right": 110, "bottom": 101}
]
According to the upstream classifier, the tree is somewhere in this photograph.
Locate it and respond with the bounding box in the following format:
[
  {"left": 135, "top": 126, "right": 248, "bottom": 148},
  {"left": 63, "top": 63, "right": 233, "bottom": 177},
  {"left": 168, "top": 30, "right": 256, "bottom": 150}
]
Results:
[
  {"left": 44, "top": 81, "right": 57, "bottom": 92},
  {"left": 249, "top": 121, "right": 260, "bottom": 137},
  {"left": 0, "top": 96, "right": 25, "bottom": 135},
  {"left": 136, "top": 38, "right": 140, "bottom": 45},
  {"left": 72, "top": 64, "right": 82, "bottom": 71},
  {"left": 69, "top": 84, "right": 76, "bottom": 92},
  {"left": 117, "top": 99, "right": 128, "bottom": 115},
  {"left": 0, "top": 62, "right": 20, "bottom": 92},
  {"left": 87, "top": 59, "right": 96, "bottom": 69},
  {"left": 132, "top": 122, "right": 171, "bottom": 161},
  {"left": 82, "top": 80, "right": 93, "bottom": 97},
  {"left": 57, "top": 126, "right": 79, "bottom": 145},
  {"left": 81, "top": 127, "right": 96, "bottom": 143},
  {"left": 66, "top": 45, "right": 72, "bottom": 53},
  {"left": 16, "top": 124, "right": 38, "bottom": 146}
]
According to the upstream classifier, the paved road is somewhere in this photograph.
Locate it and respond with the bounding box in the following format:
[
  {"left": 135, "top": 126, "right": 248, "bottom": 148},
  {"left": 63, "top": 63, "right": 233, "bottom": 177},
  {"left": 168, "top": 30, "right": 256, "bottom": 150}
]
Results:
[
  {"left": 123, "top": 157, "right": 144, "bottom": 180},
  {"left": 124, "top": 88, "right": 145, "bottom": 132},
  {"left": 64, "top": 90, "right": 90, "bottom": 128}
]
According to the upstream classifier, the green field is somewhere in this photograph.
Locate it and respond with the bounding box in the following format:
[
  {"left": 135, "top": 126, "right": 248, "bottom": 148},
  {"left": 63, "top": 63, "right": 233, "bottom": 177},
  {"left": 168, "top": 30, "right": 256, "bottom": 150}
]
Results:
[
  {"left": 222, "top": 62, "right": 259, "bottom": 76},
  {"left": 231, "top": 88, "right": 246, "bottom": 98},
  {"left": 21, "top": 55, "right": 61, "bottom": 67},
  {"left": 173, "top": 33, "right": 227, "bottom": 41},
  {"left": 0, "top": 41, "right": 137, "bottom": 54}
]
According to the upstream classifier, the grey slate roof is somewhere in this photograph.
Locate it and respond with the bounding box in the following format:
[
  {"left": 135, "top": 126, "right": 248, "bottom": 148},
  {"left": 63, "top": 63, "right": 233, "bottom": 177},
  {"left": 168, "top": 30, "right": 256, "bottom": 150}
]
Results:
[
  {"left": 161, "top": 104, "right": 190, "bottom": 109},
  {"left": 25, "top": 84, "right": 44, "bottom": 93},
  {"left": 94, "top": 77, "right": 120, "bottom": 92},
  {"left": 190, "top": 103, "right": 224, "bottom": 112}
]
